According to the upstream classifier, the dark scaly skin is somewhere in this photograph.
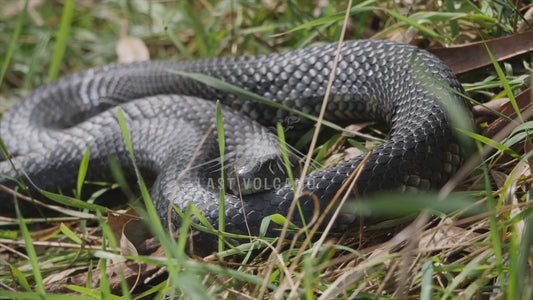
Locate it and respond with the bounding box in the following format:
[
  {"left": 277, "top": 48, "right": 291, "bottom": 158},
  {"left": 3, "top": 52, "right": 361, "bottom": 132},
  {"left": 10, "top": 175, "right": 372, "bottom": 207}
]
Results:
[{"left": 0, "top": 40, "right": 471, "bottom": 241}]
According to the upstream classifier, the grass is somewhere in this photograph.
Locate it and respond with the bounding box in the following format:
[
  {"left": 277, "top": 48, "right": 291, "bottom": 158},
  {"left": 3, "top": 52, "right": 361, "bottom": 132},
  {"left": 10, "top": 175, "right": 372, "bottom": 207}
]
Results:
[{"left": 0, "top": 0, "right": 532, "bottom": 299}]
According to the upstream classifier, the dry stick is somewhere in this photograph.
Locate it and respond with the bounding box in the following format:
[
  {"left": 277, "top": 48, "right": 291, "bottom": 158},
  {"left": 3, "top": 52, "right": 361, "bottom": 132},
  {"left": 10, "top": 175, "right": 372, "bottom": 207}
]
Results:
[
  {"left": 167, "top": 125, "right": 215, "bottom": 234},
  {"left": 0, "top": 241, "right": 30, "bottom": 259},
  {"left": 235, "top": 166, "right": 253, "bottom": 239},
  {"left": 258, "top": 1, "right": 354, "bottom": 298}
]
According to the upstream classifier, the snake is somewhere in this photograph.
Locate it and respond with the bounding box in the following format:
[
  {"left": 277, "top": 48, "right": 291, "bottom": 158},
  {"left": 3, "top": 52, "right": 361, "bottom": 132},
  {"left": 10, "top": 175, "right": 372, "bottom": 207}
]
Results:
[{"left": 0, "top": 40, "right": 471, "bottom": 244}]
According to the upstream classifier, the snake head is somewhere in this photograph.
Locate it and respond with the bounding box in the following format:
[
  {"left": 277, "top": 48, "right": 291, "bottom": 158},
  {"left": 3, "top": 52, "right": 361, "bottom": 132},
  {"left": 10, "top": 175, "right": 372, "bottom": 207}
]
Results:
[{"left": 226, "top": 153, "right": 301, "bottom": 196}]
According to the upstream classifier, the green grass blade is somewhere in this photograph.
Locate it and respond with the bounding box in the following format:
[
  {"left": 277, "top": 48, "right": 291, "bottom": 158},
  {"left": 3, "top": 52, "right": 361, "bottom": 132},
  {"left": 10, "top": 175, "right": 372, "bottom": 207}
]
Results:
[
  {"left": 458, "top": 129, "right": 522, "bottom": 160},
  {"left": 441, "top": 250, "right": 492, "bottom": 300},
  {"left": 271, "top": 11, "right": 352, "bottom": 36},
  {"left": 14, "top": 195, "right": 45, "bottom": 295},
  {"left": 132, "top": 281, "right": 167, "bottom": 300},
  {"left": 383, "top": 8, "right": 440, "bottom": 38},
  {"left": 507, "top": 219, "right": 520, "bottom": 300},
  {"left": 174, "top": 202, "right": 216, "bottom": 232},
  {"left": 180, "top": 259, "right": 278, "bottom": 290},
  {"left": 0, "top": 137, "right": 26, "bottom": 189},
  {"left": 167, "top": 70, "right": 364, "bottom": 136},
  {"left": 275, "top": 5, "right": 441, "bottom": 39},
  {"left": 481, "top": 155, "right": 503, "bottom": 270},
  {"left": 0, "top": 0, "right": 28, "bottom": 87},
  {"left": 176, "top": 203, "right": 194, "bottom": 253},
  {"left": 508, "top": 210, "right": 533, "bottom": 299},
  {"left": 38, "top": 189, "right": 110, "bottom": 212},
  {"left": 64, "top": 285, "right": 123, "bottom": 300},
  {"left": 116, "top": 107, "right": 187, "bottom": 295},
  {"left": 421, "top": 259, "right": 434, "bottom": 300},
  {"left": 277, "top": 122, "right": 308, "bottom": 234},
  {"left": 48, "top": 0, "right": 75, "bottom": 81},
  {"left": 60, "top": 222, "right": 83, "bottom": 244},
  {"left": 277, "top": 123, "right": 296, "bottom": 191},
  {"left": 76, "top": 146, "right": 90, "bottom": 199},
  {"left": 116, "top": 108, "right": 161, "bottom": 232},
  {"left": 99, "top": 235, "right": 113, "bottom": 299},
  {"left": 484, "top": 41, "right": 522, "bottom": 122},
  {"left": 216, "top": 100, "right": 226, "bottom": 253},
  {"left": 10, "top": 265, "right": 32, "bottom": 292},
  {"left": 0, "top": 291, "right": 97, "bottom": 300}
]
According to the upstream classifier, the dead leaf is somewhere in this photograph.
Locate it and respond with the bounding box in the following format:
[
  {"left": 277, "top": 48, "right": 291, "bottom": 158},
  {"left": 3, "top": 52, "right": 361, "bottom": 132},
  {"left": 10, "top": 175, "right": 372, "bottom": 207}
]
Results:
[
  {"left": 344, "top": 147, "right": 365, "bottom": 161},
  {"left": 120, "top": 230, "right": 139, "bottom": 257},
  {"left": 344, "top": 122, "right": 373, "bottom": 133},
  {"left": 429, "top": 31, "right": 533, "bottom": 74},
  {"left": 418, "top": 226, "right": 481, "bottom": 253},
  {"left": 116, "top": 36, "right": 150, "bottom": 63},
  {"left": 122, "top": 218, "right": 152, "bottom": 254},
  {"left": 107, "top": 208, "right": 141, "bottom": 246},
  {"left": 43, "top": 266, "right": 88, "bottom": 285},
  {"left": 490, "top": 170, "right": 508, "bottom": 189},
  {"left": 108, "top": 208, "right": 152, "bottom": 259}
]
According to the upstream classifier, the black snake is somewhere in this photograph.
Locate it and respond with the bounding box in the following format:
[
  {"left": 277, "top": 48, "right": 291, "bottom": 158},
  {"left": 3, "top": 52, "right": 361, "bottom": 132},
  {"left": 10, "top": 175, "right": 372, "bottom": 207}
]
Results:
[{"left": 0, "top": 40, "right": 471, "bottom": 241}]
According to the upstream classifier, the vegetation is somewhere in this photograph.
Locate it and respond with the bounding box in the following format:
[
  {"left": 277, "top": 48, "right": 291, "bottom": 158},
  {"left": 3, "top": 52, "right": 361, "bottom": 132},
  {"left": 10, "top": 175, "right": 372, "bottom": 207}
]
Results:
[{"left": 0, "top": 0, "right": 532, "bottom": 298}]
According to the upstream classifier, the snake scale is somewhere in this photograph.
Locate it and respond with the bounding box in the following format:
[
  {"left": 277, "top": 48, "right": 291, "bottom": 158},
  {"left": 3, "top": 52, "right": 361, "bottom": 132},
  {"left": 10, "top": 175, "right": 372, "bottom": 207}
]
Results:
[{"left": 0, "top": 40, "right": 471, "bottom": 242}]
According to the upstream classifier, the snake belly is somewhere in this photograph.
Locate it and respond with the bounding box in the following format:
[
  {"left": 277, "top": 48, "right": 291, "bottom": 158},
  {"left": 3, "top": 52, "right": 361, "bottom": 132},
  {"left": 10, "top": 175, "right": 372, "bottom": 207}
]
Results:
[{"left": 0, "top": 40, "right": 471, "bottom": 238}]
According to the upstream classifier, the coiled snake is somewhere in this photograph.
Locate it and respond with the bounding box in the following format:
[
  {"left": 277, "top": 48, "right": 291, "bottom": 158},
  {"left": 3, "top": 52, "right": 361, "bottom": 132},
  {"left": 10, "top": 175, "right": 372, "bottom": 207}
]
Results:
[{"left": 0, "top": 40, "right": 471, "bottom": 241}]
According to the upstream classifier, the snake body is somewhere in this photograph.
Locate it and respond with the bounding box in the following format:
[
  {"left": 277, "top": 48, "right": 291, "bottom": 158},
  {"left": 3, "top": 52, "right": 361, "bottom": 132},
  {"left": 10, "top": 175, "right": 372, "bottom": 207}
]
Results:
[{"left": 0, "top": 40, "right": 470, "bottom": 240}]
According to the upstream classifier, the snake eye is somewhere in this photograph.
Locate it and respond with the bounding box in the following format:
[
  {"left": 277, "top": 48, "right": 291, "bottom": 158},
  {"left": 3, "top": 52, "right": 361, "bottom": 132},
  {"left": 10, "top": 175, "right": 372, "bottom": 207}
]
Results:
[{"left": 225, "top": 154, "right": 301, "bottom": 196}]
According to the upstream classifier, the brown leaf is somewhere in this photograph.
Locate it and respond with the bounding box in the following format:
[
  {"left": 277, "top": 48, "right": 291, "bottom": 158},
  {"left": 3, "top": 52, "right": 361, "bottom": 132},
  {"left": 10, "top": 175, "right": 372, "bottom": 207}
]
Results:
[
  {"left": 108, "top": 209, "right": 137, "bottom": 245},
  {"left": 122, "top": 218, "right": 152, "bottom": 252},
  {"left": 428, "top": 31, "right": 533, "bottom": 74}
]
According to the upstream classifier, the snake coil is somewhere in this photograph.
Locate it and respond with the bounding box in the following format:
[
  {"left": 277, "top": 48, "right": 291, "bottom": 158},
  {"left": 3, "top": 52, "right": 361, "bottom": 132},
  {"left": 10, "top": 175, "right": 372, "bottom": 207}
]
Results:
[{"left": 0, "top": 40, "right": 471, "bottom": 242}]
